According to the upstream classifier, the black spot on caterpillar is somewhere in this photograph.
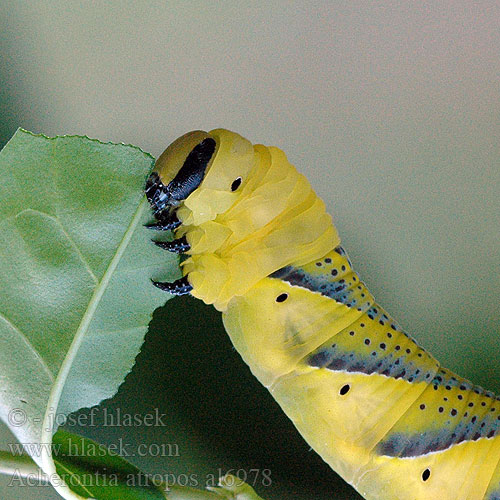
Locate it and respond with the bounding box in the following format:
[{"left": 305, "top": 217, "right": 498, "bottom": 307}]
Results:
[{"left": 146, "top": 129, "right": 500, "bottom": 500}]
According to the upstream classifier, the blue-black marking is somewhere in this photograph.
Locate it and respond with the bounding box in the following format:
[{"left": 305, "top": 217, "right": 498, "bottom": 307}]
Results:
[
  {"left": 377, "top": 412, "right": 499, "bottom": 457},
  {"left": 272, "top": 245, "right": 500, "bottom": 458},
  {"left": 308, "top": 343, "right": 432, "bottom": 384},
  {"left": 377, "top": 371, "right": 500, "bottom": 457},
  {"left": 270, "top": 246, "right": 365, "bottom": 309}
]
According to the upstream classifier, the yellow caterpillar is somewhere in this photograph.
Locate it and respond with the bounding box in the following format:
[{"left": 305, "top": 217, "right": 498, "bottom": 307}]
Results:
[{"left": 145, "top": 129, "right": 500, "bottom": 500}]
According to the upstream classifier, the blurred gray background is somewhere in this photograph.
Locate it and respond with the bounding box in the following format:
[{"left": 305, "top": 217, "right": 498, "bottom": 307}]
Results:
[{"left": 0, "top": 1, "right": 498, "bottom": 499}]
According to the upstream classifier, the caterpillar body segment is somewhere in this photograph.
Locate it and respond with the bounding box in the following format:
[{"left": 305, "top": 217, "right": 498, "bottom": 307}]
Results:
[
  {"left": 223, "top": 249, "right": 500, "bottom": 499},
  {"left": 146, "top": 129, "right": 500, "bottom": 500}
]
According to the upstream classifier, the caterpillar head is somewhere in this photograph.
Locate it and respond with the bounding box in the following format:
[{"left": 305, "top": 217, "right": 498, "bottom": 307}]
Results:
[
  {"left": 146, "top": 128, "right": 338, "bottom": 309},
  {"left": 145, "top": 129, "right": 255, "bottom": 224},
  {"left": 145, "top": 131, "right": 214, "bottom": 213}
]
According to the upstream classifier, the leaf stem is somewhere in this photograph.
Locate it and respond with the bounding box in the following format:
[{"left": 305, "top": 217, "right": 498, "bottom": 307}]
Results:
[
  {"left": 0, "top": 452, "right": 217, "bottom": 498},
  {"left": 0, "top": 450, "right": 50, "bottom": 483},
  {"left": 165, "top": 485, "right": 221, "bottom": 499},
  {"left": 0, "top": 451, "right": 265, "bottom": 499}
]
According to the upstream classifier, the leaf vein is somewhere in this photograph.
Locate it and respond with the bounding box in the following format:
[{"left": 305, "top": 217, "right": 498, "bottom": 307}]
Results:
[
  {"left": 15, "top": 208, "right": 98, "bottom": 285},
  {"left": 53, "top": 460, "right": 95, "bottom": 497},
  {"left": 41, "top": 198, "right": 148, "bottom": 446},
  {"left": 0, "top": 312, "right": 55, "bottom": 383}
]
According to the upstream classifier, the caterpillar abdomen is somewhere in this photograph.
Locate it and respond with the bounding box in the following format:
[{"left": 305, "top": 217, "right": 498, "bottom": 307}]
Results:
[
  {"left": 225, "top": 246, "right": 500, "bottom": 499},
  {"left": 146, "top": 129, "right": 500, "bottom": 500}
]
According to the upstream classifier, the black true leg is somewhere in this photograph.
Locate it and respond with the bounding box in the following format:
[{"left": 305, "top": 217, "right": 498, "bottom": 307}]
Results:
[
  {"left": 152, "top": 276, "right": 193, "bottom": 295},
  {"left": 153, "top": 235, "right": 190, "bottom": 253},
  {"left": 145, "top": 211, "right": 182, "bottom": 231}
]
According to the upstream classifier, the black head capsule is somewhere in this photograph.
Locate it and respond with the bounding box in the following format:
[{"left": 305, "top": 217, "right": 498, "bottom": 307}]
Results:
[
  {"left": 165, "top": 138, "right": 216, "bottom": 204},
  {"left": 145, "top": 172, "right": 170, "bottom": 214},
  {"left": 145, "top": 133, "right": 216, "bottom": 215}
]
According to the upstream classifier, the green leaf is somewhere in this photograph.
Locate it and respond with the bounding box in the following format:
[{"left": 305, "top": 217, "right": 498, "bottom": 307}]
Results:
[
  {"left": 52, "top": 429, "right": 269, "bottom": 500},
  {"left": 0, "top": 130, "right": 179, "bottom": 498},
  {"left": 50, "top": 429, "right": 265, "bottom": 500},
  {"left": 52, "top": 429, "right": 168, "bottom": 500},
  {"left": 2, "top": 428, "right": 265, "bottom": 500}
]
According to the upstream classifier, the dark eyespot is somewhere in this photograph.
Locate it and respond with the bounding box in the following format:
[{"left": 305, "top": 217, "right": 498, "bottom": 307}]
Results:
[
  {"left": 339, "top": 384, "right": 350, "bottom": 396},
  {"left": 276, "top": 293, "right": 288, "bottom": 303},
  {"left": 422, "top": 468, "right": 431, "bottom": 481},
  {"left": 231, "top": 177, "right": 242, "bottom": 191}
]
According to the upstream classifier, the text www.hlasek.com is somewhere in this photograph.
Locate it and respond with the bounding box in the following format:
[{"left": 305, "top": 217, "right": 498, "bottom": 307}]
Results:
[{"left": 8, "top": 438, "right": 180, "bottom": 459}]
